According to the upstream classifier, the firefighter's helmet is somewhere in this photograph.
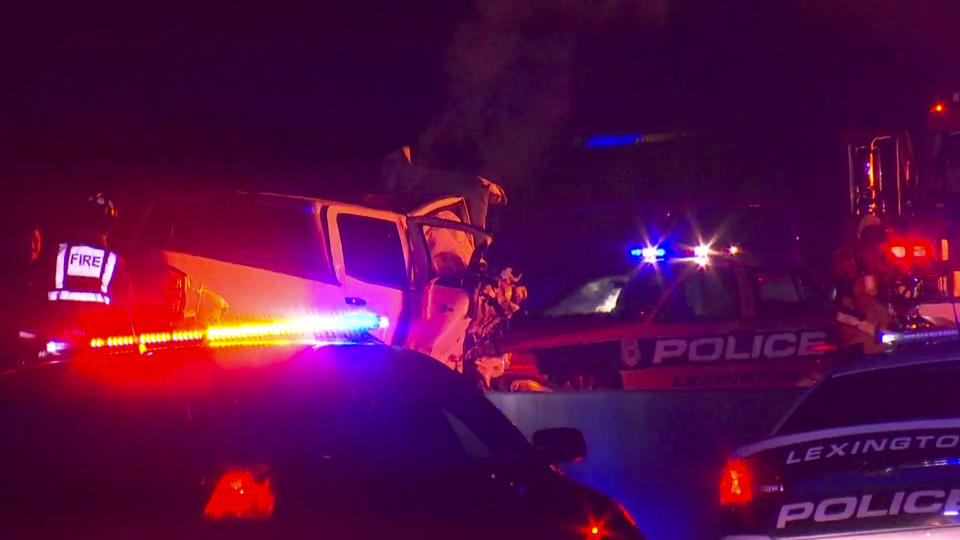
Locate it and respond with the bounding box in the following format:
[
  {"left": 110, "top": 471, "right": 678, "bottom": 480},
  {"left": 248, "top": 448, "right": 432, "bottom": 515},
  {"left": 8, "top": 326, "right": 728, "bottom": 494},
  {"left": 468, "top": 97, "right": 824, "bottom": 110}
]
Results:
[
  {"left": 857, "top": 215, "right": 885, "bottom": 244},
  {"left": 83, "top": 192, "right": 118, "bottom": 231}
]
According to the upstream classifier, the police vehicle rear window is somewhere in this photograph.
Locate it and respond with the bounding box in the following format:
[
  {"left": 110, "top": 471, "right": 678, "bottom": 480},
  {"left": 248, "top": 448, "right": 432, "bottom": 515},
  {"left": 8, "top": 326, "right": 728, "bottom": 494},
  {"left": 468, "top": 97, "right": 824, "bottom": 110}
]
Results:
[
  {"left": 776, "top": 361, "right": 960, "bottom": 435},
  {"left": 138, "top": 196, "right": 337, "bottom": 284}
]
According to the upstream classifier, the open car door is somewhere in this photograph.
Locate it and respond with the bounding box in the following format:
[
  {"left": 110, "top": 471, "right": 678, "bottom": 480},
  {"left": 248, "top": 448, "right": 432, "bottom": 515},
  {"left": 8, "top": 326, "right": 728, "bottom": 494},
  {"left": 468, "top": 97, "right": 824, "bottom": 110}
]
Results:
[
  {"left": 404, "top": 216, "right": 493, "bottom": 370},
  {"left": 324, "top": 206, "right": 410, "bottom": 345}
]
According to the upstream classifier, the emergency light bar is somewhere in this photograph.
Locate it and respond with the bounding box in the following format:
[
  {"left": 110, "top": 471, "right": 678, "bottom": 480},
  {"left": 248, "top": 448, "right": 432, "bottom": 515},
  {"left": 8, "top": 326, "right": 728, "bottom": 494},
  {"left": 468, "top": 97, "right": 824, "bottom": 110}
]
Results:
[
  {"left": 89, "top": 312, "right": 388, "bottom": 352},
  {"left": 879, "top": 327, "right": 960, "bottom": 346},
  {"left": 631, "top": 242, "right": 728, "bottom": 265},
  {"left": 630, "top": 246, "right": 666, "bottom": 263}
]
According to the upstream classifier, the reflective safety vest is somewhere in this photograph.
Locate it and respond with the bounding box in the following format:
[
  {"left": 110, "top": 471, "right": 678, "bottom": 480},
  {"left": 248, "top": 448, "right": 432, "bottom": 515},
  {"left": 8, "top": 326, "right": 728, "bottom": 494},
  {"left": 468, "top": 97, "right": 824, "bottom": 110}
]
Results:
[{"left": 48, "top": 243, "right": 119, "bottom": 305}]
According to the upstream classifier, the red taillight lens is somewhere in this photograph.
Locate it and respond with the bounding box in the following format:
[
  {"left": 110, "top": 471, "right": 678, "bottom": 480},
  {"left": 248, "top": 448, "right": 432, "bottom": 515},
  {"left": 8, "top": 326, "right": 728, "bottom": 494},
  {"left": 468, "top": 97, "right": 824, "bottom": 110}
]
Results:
[
  {"left": 162, "top": 267, "right": 188, "bottom": 321},
  {"left": 203, "top": 469, "right": 275, "bottom": 520},
  {"left": 720, "top": 459, "right": 753, "bottom": 505},
  {"left": 890, "top": 245, "right": 907, "bottom": 259}
]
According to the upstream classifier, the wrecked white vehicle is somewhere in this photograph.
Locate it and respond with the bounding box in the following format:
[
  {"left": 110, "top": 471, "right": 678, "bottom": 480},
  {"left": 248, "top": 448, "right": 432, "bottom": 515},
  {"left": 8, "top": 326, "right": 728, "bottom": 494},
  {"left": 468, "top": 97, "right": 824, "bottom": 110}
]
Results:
[{"left": 128, "top": 150, "right": 523, "bottom": 373}]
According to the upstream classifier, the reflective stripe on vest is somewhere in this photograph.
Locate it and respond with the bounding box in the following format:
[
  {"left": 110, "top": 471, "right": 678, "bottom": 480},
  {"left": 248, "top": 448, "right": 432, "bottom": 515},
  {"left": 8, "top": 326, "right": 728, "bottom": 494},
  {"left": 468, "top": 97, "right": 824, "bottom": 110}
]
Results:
[
  {"left": 55, "top": 243, "right": 67, "bottom": 289},
  {"left": 47, "top": 290, "right": 112, "bottom": 304},
  {"left": 101, "top": 252, "right": 117, "bottom": 293}
]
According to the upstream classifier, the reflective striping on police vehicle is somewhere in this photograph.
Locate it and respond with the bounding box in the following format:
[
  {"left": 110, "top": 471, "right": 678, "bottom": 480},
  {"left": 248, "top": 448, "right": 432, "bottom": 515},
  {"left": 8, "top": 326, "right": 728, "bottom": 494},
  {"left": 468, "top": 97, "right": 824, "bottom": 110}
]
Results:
[{"left": 721, "top": 356, "right": 960, "bottom": 539}]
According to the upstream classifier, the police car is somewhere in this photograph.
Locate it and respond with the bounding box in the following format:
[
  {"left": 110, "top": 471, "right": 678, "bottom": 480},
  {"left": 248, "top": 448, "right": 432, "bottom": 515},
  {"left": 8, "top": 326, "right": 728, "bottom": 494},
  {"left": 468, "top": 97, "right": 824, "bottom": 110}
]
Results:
[
  {"left": 721, "top": 353, "right": 960, "bottom": 539},
  {"left": 495, "top": 246, "right": 837, "bottom": 391},
  {"left": 0, "top": 317, "right": 642, "bottom": 540}
]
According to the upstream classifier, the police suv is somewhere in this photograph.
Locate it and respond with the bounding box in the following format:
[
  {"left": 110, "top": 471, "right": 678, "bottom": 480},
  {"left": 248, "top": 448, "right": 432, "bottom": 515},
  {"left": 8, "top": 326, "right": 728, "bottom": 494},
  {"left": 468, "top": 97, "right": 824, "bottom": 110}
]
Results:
[
  {"left": 721, "top": 353, "right": 960, "bottom": 539},
  {"left": 495, "top": 252, "right": 836, "bottom": 391}
]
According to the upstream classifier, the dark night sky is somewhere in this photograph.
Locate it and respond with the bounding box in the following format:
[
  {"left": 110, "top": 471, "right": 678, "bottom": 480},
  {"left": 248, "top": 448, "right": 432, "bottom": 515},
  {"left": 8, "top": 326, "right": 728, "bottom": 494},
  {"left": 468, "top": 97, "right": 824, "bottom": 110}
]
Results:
[{"left": 2, "top": 0, "right": 959, "bottom": 203}]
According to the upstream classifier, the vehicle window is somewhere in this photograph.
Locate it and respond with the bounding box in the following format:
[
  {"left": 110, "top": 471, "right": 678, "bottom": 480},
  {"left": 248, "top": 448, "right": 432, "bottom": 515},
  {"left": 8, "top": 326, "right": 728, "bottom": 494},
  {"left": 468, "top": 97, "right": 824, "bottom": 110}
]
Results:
[
  {"left": 139, "top": 196, "right": 336, "bottom": 284},
  {"left": 615, "top": 265, "right": 672, "bottom": 320},
  {"left": 421, "top": 216, "right": 475, "bottom": 282},
  {"left": 777, "top": 362, "right": 960, "bottom": 434},
  {"left": 751, "top": 270, "right": 827, "bottom": 318},
  {"left": 336, "top": 214, "right": 408, "bottom": 289},
  {"left": 655, "top": 266, "right": 739, "bottom": 323}
]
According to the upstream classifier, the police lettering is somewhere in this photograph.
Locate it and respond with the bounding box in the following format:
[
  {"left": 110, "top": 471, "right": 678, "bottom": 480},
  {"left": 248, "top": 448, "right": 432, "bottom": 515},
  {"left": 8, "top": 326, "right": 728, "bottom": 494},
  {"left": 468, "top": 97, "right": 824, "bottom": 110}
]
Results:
[
  {"left": 785, "top": 433, "right": 960, "bottom": 465},
  {"left": 777, "top": 489, "right": 960, "bottom": 529},
  {"left": 651, "top": 331, "right": 828, "bottom": 364}
]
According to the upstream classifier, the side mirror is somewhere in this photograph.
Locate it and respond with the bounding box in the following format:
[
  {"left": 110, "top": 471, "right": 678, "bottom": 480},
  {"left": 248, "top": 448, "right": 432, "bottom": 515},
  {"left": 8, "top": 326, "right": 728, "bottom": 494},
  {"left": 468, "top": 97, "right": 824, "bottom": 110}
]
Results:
[{"left": 531, "top": 427, "right": 586, "bottom": 464}]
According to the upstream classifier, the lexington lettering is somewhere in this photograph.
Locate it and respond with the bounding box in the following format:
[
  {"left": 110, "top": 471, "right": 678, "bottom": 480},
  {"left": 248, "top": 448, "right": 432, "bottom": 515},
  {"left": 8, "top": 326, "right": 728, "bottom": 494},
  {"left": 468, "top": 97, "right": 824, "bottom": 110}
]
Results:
[
  {"left": 652, "top": 331, "right": 828, "bottom": 364},
  {"left": 785, "top": 433, "right": 960, "bottom": 465},
  {"left": 777, "top": 488, "right": 960, "bottom": 529}
]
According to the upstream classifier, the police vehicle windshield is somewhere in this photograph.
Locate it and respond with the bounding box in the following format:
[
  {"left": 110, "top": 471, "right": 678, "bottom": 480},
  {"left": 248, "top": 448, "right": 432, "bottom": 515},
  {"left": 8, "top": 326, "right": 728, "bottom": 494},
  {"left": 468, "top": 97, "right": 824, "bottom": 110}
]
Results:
[{"left": 776, "top": 360, "right": 960, "bottom": 435}]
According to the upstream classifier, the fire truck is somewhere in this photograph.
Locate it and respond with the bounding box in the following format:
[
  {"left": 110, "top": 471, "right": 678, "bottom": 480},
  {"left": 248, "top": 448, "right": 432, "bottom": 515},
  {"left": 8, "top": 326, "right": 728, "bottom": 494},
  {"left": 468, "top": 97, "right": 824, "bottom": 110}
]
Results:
[{"left": 845, "top": 90, "right": 960, "bottom": 324}]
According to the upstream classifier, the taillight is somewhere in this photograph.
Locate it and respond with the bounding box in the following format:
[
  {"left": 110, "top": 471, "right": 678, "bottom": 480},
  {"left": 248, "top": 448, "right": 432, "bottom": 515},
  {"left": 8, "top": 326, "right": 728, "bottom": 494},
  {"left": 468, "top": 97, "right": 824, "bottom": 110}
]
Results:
[
  {"left": 889, "top": 240, "right": 933, "bottom": 261},
  {"left": 162, "top": 266, "right": 188, "bottom": 321},
  {"left": 720, "top": 459, "right": 753, "bottom": 505},
  {"left": 203, "top": 468, "right": 275, "bottom": 520}
]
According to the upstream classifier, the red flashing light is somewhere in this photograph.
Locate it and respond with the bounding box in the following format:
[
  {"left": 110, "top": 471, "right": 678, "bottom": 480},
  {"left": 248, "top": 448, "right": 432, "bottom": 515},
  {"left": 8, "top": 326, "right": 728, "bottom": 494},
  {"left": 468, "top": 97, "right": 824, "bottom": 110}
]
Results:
[
  {"left": 889, "top": 240, "right": 933, "bottom": 262},
  {"left": 932, "top": 102, "right": 946, "bottom": 114},
  {"left": 806, "top": 343, "right": 837, "bottom": 354},
  {"left": 720, "top": 459, "right": 753, "bottom": 505},
  {"left": 204, "top": 469, "right": 275, "bottom": 520}
]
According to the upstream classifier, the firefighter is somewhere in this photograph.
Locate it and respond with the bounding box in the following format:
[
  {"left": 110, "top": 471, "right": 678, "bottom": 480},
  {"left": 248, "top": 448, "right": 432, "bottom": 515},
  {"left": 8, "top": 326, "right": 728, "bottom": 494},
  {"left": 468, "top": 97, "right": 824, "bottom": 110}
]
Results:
[
  {"left": 833, "top": 215, "right": 893, "bottom": 353},
  {"left": 0, "top": 218, "right": 43, "bottom": 369},
  {"left": 39, "top": 193, "right": 136, "bottom": 339}
]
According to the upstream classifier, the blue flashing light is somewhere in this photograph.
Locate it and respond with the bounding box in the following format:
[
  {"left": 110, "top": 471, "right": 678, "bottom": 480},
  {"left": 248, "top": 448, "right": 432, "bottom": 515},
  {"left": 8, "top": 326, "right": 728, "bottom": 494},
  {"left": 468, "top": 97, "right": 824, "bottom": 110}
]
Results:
[
  {"left": 45, "top": 340, "right": 70, "bottom": 355},
  {"left": 586, "top": 134, "right": 643, "bottom": 148},
  {"left": 630, "top": 246, "right": 666, "bottom": 263}
]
